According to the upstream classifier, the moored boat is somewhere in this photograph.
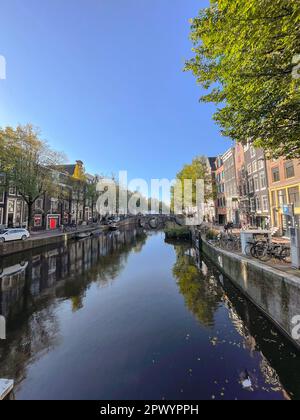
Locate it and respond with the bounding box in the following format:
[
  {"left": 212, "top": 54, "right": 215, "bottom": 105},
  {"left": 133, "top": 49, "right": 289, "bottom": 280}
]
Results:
[{"left": 75, "top": 232, "right": 93, "bottom": 240}]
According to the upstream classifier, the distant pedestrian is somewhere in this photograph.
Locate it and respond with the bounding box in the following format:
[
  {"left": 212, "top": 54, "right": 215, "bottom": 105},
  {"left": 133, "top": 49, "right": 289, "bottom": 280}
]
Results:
[{"left": 228, "top": 222, "right": 234, "bottom": 234}]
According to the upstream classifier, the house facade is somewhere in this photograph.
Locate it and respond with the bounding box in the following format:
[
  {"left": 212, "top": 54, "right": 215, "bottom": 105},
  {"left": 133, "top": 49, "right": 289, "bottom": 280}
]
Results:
[
  {"left": 0, "top": 160, "right": 97, "bottom": 230},
  {"left": 222, "top": 147, "right": 239, "bottom": 225},
  {"left": 215, "top": 156, "right": 227, "bottom": 225},
  {"left": 244, "top": 144, "right": 270, "bottom": 229},
  {"left": 0, "top": 173, "right": 28, "bottom": 228},
  {"left": 267, "top": 158, "right": 300, "bottom": 236},
  {"left": 234, "top": 143, "right": 249, "bottom": 226}
]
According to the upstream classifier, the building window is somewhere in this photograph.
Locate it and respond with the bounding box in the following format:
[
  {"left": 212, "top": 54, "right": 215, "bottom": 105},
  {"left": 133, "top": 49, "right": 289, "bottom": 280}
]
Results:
[
  {"left": 0, "top": 208, "right": 3, "bottom": 225},
  {"left": 8, "top": 200, "right": 15, "bottom": 214},
  {"left": 260, "top": 172, "right": 267, "bottom": 189},
  {"left": 258, "top": 159, "right": 264, "bottom": 170},
  {"left": 64, "top": 200, "right": 70, "bottom": 211},
  {"left": 272, "top": 167, "right": 280, "bottom": 182},
  {"left": 254, "top": 176, "right": 260, "bottom": 191},
  {"left": 35, "top": 199, "right": 43, "bottom": 210},
  {"left": 262, "top": 196, "right": 269, "bottom": 212},
  {"left": 249, "top": 178, "right": 254, "bottom": 193},
  {"left": 288, "top": 187, "right": 300, "bottom": 206},
  {"left": 252, "top": 161, "right": 257, "bottom": 173},
  {"left": 34, "top": 215, "right": 43, "bottom": 227},
  {"left": 9, "top": 186, "right": 16, "bottom": 195},
  {"left": 285, "top": 161, "right": 295, "bottom": 179},
  {"left": 256, "top": 197, "right": 261, "bottom": 211},
  {"left": 51, "top": 199, "right": 59, "bottom": 213},
  {"left": 0, "top": 188, "right": 4, "bottom": 204},
  {"left": 278, "top": 190, "right": 287, "bottom": 206},
  {"left": 250, "top": 146, "right": 256, "bottom": 158},
  {"left": 250, "top": 198, "right": 256, "bottom": 212},
  {"left": 247, "top": 164, "right": 252, "bottom": 175}
]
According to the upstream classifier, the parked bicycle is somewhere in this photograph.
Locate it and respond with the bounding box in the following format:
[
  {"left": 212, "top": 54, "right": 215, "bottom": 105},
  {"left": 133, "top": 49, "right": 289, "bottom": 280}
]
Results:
[
  {"left": 244, "top": 240, "right": 267, "bottom": 258},
  {"left": 249, "top": 241, "right": 291, "bottom": 264},
  {"left": 216, "top": 233, "right": 241, "bottom": 252}
]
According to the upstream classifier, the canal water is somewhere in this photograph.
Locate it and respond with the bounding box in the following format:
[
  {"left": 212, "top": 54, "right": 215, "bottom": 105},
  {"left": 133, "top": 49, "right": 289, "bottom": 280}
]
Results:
[{"left": 0, "top": 228, "right": 300, "bottom": 400}]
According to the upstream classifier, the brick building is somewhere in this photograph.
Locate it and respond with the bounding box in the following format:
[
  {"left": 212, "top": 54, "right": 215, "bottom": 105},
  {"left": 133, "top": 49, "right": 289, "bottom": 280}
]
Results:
[{"left": 215, "top": 156, "right": 227, "bottom": 225}]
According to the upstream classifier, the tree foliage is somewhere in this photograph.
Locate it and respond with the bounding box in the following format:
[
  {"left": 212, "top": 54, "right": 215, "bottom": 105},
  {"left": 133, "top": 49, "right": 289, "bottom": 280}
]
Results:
[
  {"left": 0, "top": 124, "right": 65, "bottom": 227},
  {"left": 171, "top": 156, "right": 214, "bottom": 212},
  {"left": 185, "top": 0, "right": 300, "bottom": 158}
]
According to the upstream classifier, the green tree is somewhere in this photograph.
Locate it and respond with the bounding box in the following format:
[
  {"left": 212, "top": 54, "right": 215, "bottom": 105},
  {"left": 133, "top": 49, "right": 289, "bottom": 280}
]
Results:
[
  {"left": 0, "top": 125, "right": 64, "bottom": 229},
  {"left": 171, "top": 156, "right": 213, "bottom": 213},
  {"left": 85, "top": 176, "right": 100, "bottom": 222},
  {"left": 185, "top": 0, "right": 300, "bottom": 159}
]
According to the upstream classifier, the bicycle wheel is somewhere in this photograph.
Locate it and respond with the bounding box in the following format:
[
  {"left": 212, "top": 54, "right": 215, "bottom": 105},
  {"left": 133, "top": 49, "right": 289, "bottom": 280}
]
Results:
[
  {"left": 235, "top": 240, "right": 241, "bottom": 252},
  {"left": 245, "top": 244, "right": 253, "bottom": 256},
  {"left": 252, "top": 244, "right": 266, "bottom": 259},
  {"left": 280, "top": 247, "right": 291, "bottom": 264},
  {"left": 259, "top": 247, "right": 272, "bottom": 262},
  {"left": 226, "top": 240, "right": 234, "bottom": 251}
]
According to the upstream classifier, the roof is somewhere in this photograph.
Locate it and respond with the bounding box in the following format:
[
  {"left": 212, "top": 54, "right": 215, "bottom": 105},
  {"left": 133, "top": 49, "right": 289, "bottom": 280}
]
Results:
[{"left": 54, "top": 164, "right": 76, "bottom": 176}]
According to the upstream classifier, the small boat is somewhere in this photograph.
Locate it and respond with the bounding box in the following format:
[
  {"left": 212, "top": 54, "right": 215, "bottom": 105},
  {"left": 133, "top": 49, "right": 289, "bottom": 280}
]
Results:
[
  {"left": 75, "top": 232, "right": 93, "bottom": 240},
  {"left": 109, "top": 224, "right": 118, "bottom": 231}
]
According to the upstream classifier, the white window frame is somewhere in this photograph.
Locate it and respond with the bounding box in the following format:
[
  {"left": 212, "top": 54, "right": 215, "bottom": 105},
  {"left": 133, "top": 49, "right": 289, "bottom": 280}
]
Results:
[
  {"left": 258, "top": 160, "right": 264, "bottom": 170},
  {"left": 249, "top": 178, "right": 254, "bottom": 193},
  {"left": 255, "top": 197, "right": 261, "bottom": 212},
  {"left": 9, "top": 186, "right": 16, "bottom": 196},
  {"left": 260, "top": 172, "right": 267, "bottom": 190},
  {"left": 262, "top": 196, "right": 269, "bottom": 212},
  {"left": 250, "top": 146, "right": 256, "bottom": 158},
  {"left": 254, "top": 176, "right": 260, "bottom": 192}
]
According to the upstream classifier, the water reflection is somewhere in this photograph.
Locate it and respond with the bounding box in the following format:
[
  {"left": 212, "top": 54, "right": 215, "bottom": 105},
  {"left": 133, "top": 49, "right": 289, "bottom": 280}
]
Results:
[
  {"left": 172, "top": 245, "right": 223, "bottom": 328},
  {"left": 170, "top": 241, "right": 300, "bottom": 400},
  {"left": 0, "top": 228, "right": 147, "bottom": 388},
  {"left": 1, "top": 232, "right": 300, "bottom": 400}
]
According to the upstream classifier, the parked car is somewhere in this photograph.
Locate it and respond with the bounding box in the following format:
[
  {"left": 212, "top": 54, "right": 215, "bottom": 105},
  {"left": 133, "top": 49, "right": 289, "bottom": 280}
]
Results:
[{"left": 0, "top": 229, "right": 30, "bottom": 243}]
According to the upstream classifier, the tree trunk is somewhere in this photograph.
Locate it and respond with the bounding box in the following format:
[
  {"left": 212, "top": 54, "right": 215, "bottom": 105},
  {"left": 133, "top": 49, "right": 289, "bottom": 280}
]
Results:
[
  {"left": 60, "top": 200, "right": 64, "bottom": 226},
  {"left": 27, "top": 202, "right": 33, "bottom": 231},
  {"left": 91, "top": 201, "right": 94, "bottom": 222}
]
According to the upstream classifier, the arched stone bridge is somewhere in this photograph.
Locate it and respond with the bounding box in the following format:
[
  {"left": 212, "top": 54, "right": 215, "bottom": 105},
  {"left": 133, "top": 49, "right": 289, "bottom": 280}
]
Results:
[{"left": 137, "top": 214, "right": 183, "bottom": 230}]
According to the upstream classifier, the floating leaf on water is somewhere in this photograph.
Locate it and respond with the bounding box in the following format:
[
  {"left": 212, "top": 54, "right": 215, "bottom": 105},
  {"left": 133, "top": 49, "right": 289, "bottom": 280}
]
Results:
[
  {"left": 242, "top": 379, "right": 252, "bottom": 389},
  {"left": 210, "top": 337, "right": 219, "bottom": 346}
]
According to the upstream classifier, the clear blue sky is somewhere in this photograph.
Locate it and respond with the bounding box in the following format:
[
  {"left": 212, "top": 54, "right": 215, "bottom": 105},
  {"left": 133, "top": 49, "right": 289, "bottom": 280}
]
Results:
[{"left": 0, "top": 0, "right": 232, "bottom": 182}]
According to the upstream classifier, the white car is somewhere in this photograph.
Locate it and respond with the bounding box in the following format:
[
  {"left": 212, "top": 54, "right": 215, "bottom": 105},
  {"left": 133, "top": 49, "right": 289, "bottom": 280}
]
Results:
[{"left": 0, "top": 229, "right": 30, "bottom": 243}]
